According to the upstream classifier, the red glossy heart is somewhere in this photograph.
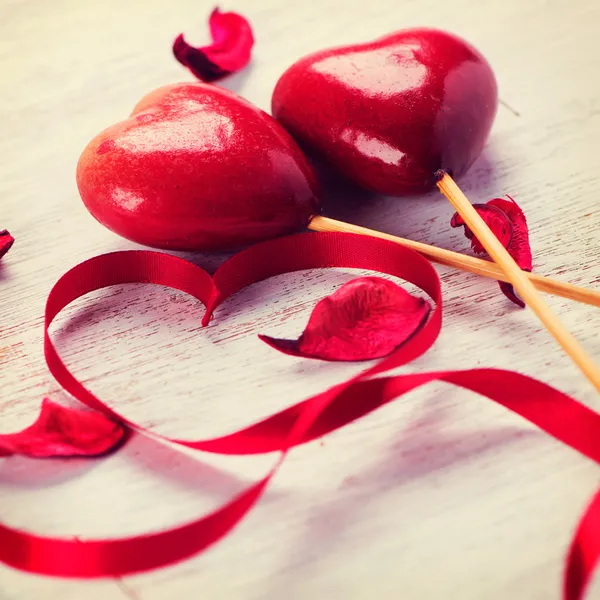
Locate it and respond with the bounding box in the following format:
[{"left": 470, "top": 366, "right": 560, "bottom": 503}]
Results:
[
  {"left": 76, "top": 83, "right": 320, "bottom": 251},
  {"left": 272, "top": 28, "right": 498, "bottom": 196}
]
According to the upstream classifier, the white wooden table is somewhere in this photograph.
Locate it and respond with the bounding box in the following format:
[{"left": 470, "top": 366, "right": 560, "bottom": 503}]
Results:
[{"left": 1, "top": 0, "right": 599, "bottom": 598}]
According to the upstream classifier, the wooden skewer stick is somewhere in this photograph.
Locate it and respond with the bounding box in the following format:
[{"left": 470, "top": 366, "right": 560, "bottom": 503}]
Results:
[
  {"left": 308, "top": 216, "right": 600, "bottom": 308},
  {"left": 436, "top": 172, "right": 600, "bottom": 392}
]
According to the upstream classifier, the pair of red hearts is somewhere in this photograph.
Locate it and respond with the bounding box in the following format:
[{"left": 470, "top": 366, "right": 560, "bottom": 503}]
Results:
[{"left": 76, "top": 27, "right": 497, "bottom": 252}]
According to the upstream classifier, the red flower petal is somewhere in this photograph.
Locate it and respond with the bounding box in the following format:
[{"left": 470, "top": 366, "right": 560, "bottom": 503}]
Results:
[
  {"left": 259, "top": 276, "right": 431, "bottom": 361},
  {"left": 0, "top": 399, "right": 126, "bottom": 458},
  {"left": 173, "top": 8, "right": 254, "bottom": 82},
  {"left": 0, "top": 230, "right": 14, "bottom": 259},
  {"left": 451, "top": 196, "right": 532, "bottom": 308}
]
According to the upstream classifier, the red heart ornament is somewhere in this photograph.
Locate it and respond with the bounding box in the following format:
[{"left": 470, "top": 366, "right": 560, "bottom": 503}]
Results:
[
  {"left": 76, "top": 83, "right": 320, "bottom": 251},
  {"left": 272, "top": 28, "right": 498, "bottom": 195}
]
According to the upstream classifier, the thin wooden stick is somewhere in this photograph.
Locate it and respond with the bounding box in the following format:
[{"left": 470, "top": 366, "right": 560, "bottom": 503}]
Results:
[
  {"left": 308, "top": 216, "right": 600, "bottom": 308},
  {"left": 436, "top": 172, "right": 600, "bottom": 392}
]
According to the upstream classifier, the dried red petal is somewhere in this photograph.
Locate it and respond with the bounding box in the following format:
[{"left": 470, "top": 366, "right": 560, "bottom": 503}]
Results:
[
  {"left": 259, "top": 276, "right": 431, "bottom": 361},
  {"left": 0, "top": 399, "right": 126, "bottom": 458},
  {"left": 173, "top": 8, "right": 254, "bottom": 82},
  {"left": 451, "top": 196, "right": 532, "bottom": 307},
  {"left": 0, "top": 230, "right": 14, "bottom": 259},
  {"left": 450, "top": 204, "right": 512, "bottom": 254}
]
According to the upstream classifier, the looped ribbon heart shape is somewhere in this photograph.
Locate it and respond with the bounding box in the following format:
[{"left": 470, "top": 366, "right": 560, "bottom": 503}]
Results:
[{"left": 0, "top": 232, "right": 598, "bottom": 600}]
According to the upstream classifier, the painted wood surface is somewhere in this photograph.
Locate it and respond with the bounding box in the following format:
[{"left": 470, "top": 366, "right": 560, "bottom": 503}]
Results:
[{"left": 0, "top": 0, "right": 598, "bottom": 598}]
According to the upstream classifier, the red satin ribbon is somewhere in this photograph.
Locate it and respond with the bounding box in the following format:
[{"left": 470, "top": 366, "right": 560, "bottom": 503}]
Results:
[
  {"left": 565, "top": 487, "right": 600, "bottom": 600},
  {"left": 0, "top": 232, "right": 598, "bottom": 599}
]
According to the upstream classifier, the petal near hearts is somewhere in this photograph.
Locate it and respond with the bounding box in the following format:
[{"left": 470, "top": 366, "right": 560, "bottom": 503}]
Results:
[
  {"left": 173, "top": 8, "right": 254, "bottom": 82},
  {"left": 259, "top": 276, "right": 431, "bottom": 361},
  {"left": 451, "top": 196, "right": 532, "bottom": 308},
  {"left": 0, "top": 230, "right": 14, "bottom": 259},
  {"left": 0, "top": 399, "right": 126, "bottom": 458}
]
